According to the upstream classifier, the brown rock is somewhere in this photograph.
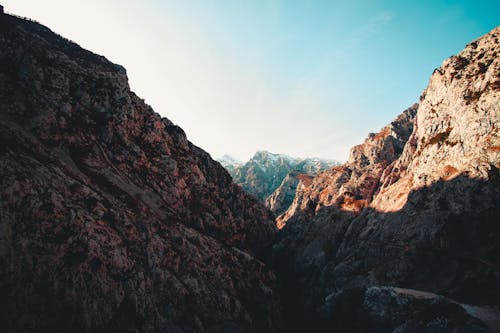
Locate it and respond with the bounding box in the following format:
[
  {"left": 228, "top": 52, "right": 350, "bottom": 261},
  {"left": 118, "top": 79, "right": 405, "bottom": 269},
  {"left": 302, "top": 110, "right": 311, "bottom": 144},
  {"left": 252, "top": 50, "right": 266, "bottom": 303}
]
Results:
[
  {"left": 274, "top": 26, "right": 500, "bottom": 331},
  {"left": 0, "top": 14, "right": 281, "bottom": 332}
]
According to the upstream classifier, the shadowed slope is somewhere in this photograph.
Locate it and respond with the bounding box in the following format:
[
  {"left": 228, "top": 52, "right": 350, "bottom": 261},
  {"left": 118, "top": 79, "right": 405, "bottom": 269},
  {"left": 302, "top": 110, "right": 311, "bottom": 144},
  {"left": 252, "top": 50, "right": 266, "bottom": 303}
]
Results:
[
  {"left": 274, "top": 26, "right": 500, "bottom": 332},
  {"left": 0, "top": 14, "right": 281, "bottom": 332}
]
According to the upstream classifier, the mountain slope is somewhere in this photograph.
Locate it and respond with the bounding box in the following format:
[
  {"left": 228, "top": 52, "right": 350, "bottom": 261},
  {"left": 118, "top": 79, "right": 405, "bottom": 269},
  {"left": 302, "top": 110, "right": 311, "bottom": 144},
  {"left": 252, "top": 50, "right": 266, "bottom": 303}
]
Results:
[
  {"left": 274, "top": 26, "right": 500, "bottom": 331},
  {"left": 221, "top": 151, "right": 340, "bottom": 214},
  {"left": 0, "top": 14, "right": 281, "bottom": 332},
  {"left": 229, "top": 151, "right": 301, "bottom": 200},
  {"left": 217, "top": 154, "right": 242, "bottom": 175}
]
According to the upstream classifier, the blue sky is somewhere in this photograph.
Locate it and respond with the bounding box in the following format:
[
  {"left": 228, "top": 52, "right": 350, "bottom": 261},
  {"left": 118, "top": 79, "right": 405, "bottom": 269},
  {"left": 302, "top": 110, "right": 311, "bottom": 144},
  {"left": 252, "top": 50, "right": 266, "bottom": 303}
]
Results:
[{"left": 4, "top": 0, "right": 499, "bottom": 160}]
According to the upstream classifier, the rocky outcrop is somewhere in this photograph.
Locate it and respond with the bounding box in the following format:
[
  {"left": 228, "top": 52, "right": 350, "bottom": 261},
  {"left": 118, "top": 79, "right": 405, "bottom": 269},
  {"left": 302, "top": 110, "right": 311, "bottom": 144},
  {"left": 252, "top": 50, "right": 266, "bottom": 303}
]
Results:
[
  {"left": 274, "top": 26, "right": 500, "bottom": 330},
  {"left": 277, "top": 104, "right": 418, "bottom": 227},
  {"left": 266, "top": 172, "right": 314, "bottom": 216},
  {"left": 0, "top": 14, "right": 281, "bottom": 332},
  {"left": 319, "top": 286, "right": 497, "bottom": 332}
]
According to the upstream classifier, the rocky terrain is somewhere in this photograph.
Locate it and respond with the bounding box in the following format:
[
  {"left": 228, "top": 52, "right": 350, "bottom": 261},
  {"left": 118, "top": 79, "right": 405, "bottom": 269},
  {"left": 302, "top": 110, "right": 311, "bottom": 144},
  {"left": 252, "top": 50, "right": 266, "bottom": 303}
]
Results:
[
  {"left": 273, "top": 26, "right": 500, "bottom": 331},
  {"left": 220, "top": 151, "right": 340, "bottom": 215},
  {"left": 320, "top": 286, "right": 497, "bottom": 332},
  {"left": 1, "top": 8, "right": 499, "bottom": 333},
  {"left": 0, "top": 13, "right": 281, "bottom": 332}
]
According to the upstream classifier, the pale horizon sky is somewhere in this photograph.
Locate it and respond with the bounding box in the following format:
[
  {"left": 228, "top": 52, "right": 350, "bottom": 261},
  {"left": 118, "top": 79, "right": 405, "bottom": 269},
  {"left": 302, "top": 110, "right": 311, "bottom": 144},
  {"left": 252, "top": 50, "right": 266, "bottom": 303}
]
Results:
[{"left": 3, "top": 1, "right": 499, "bottom": 161}]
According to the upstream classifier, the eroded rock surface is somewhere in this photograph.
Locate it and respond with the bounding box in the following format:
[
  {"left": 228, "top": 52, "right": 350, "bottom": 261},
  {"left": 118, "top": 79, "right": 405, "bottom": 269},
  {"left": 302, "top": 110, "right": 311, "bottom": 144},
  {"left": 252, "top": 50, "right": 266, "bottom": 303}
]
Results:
[
  {"left": 266, "top": 171, "right": 315, "bottom": 216},
  {"left": 0, "top": 15, "right": 281, "bottom": 332},
  {"left": 274, "top": 26, "right": 500, "bottom": 331}
]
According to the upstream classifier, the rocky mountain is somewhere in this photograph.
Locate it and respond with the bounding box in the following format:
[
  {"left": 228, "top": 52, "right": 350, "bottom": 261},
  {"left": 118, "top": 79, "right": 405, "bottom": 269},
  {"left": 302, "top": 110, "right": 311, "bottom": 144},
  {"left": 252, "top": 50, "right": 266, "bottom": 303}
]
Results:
[
  {"left": 224, "top": 151, "right": 300, "bottom": 200},
  {"left": 217, "top": 154, "right": 242, "bottom": 175},
  {"left": 1, "top": 7, "right": 499, "bottom": 333},
  {"left": 266, "top": 171, "right": 315, "bottom": 216},
  {"left": 0, "top": 13, "right": 281, "bottom": 332},
  {"left": 220, "top": 151, "right": 340, "bottom": 215},
  {"left": 273, "top": 26, "right": 500, "bottom": 331},
  {"left": 276, "top": 104, "right": 418, "bottom": 227}
]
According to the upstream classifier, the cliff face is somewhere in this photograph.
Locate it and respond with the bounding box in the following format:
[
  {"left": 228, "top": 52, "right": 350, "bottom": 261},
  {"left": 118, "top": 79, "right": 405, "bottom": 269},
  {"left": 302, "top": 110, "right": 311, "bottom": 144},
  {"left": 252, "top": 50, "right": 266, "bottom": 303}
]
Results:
[
  {"left": 277, "top": 104, "right": 418, "bottom": 228},
  {"left": 265, "top": 171, "right": 311, "bottom": 216},
  {"left": 1, "top": 9, "right": 499, "bottom": 333},
  {"left": 0, "top": 15, "right": 281, "bottom": 332},
  {"left": 274, "top": 26, "right": 500, "bottom": 330}
]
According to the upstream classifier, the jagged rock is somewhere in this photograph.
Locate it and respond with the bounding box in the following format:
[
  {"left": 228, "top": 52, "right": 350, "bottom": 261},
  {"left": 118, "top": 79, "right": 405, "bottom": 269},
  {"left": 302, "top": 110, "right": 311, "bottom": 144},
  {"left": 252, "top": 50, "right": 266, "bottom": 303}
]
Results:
[
  {"left": 0, "top": 14, "right": 281, "bottom": 332},
  {"left": 266, "top": 171, "right": 314, "bottom": 216},
  {"left": 277, "top": 104, "right": 418, "bottom": 227},
  {"left": 274, "top": 26, "right": 500, "bottom": 330}
]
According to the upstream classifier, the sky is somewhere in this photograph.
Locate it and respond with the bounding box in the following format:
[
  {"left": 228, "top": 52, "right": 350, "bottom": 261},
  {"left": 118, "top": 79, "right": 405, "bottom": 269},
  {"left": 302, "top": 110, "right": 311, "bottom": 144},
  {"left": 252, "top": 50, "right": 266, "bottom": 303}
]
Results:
[{"left": 3, "top": 1, "right": 499, "bottom": 161}]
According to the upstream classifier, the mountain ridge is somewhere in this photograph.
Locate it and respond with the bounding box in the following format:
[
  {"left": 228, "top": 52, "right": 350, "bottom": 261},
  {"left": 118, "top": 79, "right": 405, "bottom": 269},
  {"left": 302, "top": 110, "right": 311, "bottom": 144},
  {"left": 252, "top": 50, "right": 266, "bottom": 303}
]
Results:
[
  {"left": 218, "top": 150, "right": 341, "bottom": 215},
  {"left": 273, "top": 25, "right": 500, "bottom": 331},
  {"left": 0, "top": 13, "right": 281, "bottom": 332},
  {"left": 0, "top": 9, "right": 499, "bottom": 333}
]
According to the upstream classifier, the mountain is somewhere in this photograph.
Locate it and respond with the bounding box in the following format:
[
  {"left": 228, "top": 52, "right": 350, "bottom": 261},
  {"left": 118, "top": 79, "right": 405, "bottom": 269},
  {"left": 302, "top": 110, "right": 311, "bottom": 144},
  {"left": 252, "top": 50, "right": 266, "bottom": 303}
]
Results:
[
  {"left": 277, "top": 104, "right": 418, "bottom": 226},
  {"left": 220, "top": 151, "right": 340, "bottom": 214},
  {"left": 265, "top": 171, "right": 311, "bottom": 216},
  {"left": 217, "top": 154, "right": 242, "bottom": 174},
  {"left": 226, "top": 151, "right": 300, "bottom": 200},
  {"left": 1, "top": 8, "right": 499, "bottom": 333},
  {"left": 0, "top": 13, "right": 281, "bottom": 332},
  {"left": 273, "top": 26, "right": 500, "bottom": 331}
]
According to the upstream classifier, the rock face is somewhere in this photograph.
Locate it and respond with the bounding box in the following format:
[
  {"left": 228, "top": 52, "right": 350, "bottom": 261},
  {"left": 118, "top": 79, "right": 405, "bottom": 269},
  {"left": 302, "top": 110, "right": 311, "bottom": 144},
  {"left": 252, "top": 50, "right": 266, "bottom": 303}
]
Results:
[
  {"left": 277, "top": 104, "right": 418, "bottom": 227},
  {"left": 0, "top": 15, "right": 281, "bottom": 332},
  {"left": 320, "top": 286, "right": 496, "bottom": 333},
  {"left": 221, "top": 151, "right": 340, "bottom": 214},
  {"left": 266, "top": 171, "right": 314, "bottom": 216},
  {"left": 274, "top": 26, "right": 500, "bottom": 330}
]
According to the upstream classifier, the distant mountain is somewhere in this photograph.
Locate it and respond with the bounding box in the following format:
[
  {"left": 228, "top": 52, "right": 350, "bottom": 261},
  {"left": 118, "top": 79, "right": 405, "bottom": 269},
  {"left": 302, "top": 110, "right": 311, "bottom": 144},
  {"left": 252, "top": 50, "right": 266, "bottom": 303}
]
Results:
[
  {"left": 218, "top": 151, "right": 341, "bottom": 214},
  {"left": 217, "top": 154, "right": 242, "bottom": 174}
]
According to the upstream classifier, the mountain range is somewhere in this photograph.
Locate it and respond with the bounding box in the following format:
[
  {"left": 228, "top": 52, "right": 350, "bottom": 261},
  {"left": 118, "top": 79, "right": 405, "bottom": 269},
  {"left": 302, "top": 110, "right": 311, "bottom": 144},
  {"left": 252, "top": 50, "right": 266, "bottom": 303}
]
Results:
[
  {"left": 0, "top": 9, "right": 499, "bottom": 333},
  {"left": 218, "top": 151, "right": 340, "bottom": 215}
]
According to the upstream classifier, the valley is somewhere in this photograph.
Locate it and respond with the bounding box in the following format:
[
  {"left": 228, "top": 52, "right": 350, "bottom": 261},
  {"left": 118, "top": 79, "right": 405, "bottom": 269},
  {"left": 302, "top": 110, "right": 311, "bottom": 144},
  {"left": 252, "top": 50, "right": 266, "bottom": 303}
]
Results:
[{"left": 0, "top": 8, "right": 499, "bottom": 333}]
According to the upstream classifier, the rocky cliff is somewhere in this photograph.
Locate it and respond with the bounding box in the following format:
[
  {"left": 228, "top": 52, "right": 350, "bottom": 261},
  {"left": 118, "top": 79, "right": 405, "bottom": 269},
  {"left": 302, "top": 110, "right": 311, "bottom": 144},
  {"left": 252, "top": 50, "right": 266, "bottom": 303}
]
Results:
[
  {"left": 0, "top": 14, "right": 281, "bottom": 332},
  {"left": 277, "top": 104, "right": 418, "bottom": 227},
  {"left": 1, "top": 9, "right": 499, "bottom": 333},
  {"left": 274, "top": 26, "right": 500, "bottom": 331},
  {"left": 266, "top": 171, "right": 315, "bottom": 216}
]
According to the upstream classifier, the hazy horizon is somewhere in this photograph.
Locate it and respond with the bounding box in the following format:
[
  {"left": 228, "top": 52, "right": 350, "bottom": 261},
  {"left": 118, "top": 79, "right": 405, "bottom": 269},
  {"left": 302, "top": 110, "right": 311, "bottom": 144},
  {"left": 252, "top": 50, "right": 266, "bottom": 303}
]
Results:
[{"left": 4, "top": 0, "right": 499, "bottom": 161}]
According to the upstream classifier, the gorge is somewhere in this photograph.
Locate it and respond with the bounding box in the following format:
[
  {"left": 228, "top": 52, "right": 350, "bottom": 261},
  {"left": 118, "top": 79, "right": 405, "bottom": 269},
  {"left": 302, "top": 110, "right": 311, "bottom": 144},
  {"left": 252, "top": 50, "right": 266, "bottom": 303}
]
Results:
[{"left": 0, "top": 9, "right": 499, "bottom": 333}]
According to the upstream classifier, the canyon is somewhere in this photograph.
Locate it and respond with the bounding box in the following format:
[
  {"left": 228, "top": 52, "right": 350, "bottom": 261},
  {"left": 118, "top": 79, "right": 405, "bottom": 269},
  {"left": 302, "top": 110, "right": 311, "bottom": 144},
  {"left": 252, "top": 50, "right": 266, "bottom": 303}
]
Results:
[{"left": 0, "top": 10, "right": 499, "bottom": 333}]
